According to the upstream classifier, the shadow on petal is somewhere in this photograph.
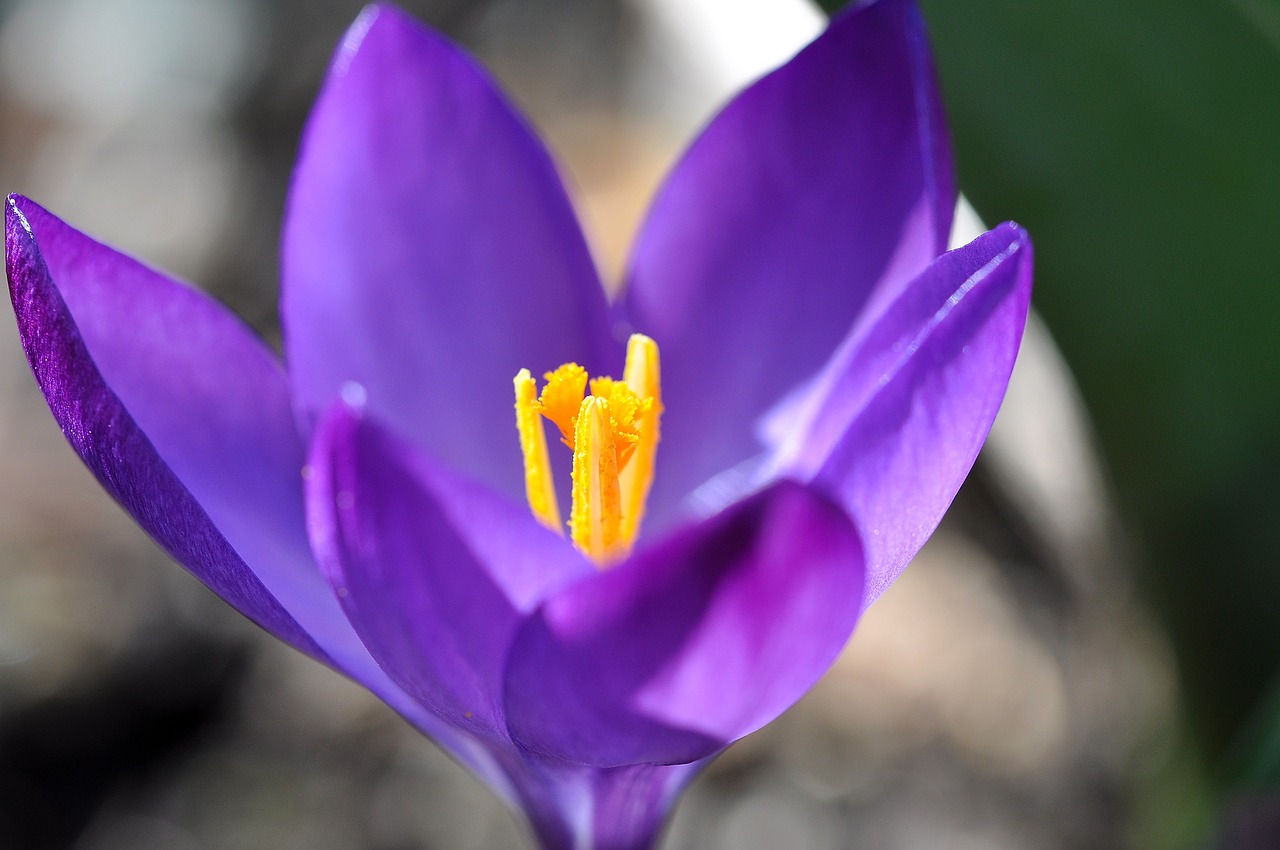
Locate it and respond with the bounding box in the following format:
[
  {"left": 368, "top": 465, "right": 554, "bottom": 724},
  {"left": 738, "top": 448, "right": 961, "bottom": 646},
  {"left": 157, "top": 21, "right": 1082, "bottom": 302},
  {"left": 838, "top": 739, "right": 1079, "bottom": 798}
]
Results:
[
  {"left": 777, "top": 222, "right": 1033, "bottom": 606},
  {"left": 505, "top": 481, "right": 865, "bottom": 767}
]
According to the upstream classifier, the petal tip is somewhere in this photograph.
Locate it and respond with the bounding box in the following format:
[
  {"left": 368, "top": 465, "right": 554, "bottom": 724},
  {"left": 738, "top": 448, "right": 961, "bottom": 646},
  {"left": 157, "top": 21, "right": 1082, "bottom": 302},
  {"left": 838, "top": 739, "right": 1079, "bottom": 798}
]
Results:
[
  {"left": 996, "top": 219, "right": 1031, "bottom": 246},
  {"left": 338, "top": 1, "right": 449, "bottom": 69},
  {"left": 332, "top": 3, "right": 432, "bottom": 79},
  {"left": 995, "top": 221, "right": 1035, "bottom": 293},
  {"left": 334, "top": 5, "right": 383, "bottom": 72},
  {"left": 5, "top": 194, "right": 31, "bottom": 236}
]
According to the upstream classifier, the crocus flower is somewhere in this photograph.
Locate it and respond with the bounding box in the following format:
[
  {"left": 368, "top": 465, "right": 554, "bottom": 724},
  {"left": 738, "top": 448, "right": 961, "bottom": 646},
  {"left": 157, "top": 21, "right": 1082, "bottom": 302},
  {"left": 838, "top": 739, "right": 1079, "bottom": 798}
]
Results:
[{"left": 4, "top": 0, "right": 1032, "bottom": 847}]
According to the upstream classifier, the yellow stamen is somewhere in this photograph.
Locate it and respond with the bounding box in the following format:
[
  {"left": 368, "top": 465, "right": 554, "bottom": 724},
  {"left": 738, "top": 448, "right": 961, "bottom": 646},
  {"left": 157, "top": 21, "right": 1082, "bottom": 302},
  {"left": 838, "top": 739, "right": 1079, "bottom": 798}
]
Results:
[
  {"left": 514, "top": 369, "right": 562, "bottom": 533},
  {"left": 586, "top": 376, "right": 648, "bottom": 468},
  {"left": 618, "top": 334, "right": 661, "bottom": 545},
  {"left": 538, "top": 363, "right": 587, "bottom": 445},
  {"left": 513, "top": 334, "right": 662, "bottom": 565},
  {"left": 570, "top": 396, "right": 623, "bottom": 561}
]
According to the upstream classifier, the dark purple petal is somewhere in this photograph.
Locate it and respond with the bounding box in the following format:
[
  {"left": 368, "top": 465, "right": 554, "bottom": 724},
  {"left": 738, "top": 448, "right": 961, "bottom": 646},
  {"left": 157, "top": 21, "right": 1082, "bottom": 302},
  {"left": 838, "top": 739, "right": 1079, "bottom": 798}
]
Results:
[
  {"left": 283, "top": 4, "right": 616, "bottom": 501},
  {"left": 5, "top": 196, "right": 507, "bottom": 788},
  {"left": 622, "top": 0, "right": 954, "bottom": 525},
  {"left": 505, "top": 481, "right": 864, "bottom": 767},
  {"left": 773, "top": 223, "right": 1033, "bottom": 606},
  {"left": 6, "top": 195, "right": 325, "bottom": 659},
  {"left": 305, "top": 402, "right": 593, "bottom": 743}
]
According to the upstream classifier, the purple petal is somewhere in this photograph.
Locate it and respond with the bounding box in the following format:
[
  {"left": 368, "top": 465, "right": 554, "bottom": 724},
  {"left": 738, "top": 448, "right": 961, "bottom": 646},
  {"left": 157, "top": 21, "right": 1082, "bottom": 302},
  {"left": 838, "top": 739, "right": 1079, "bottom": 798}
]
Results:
[
  {"left": 774, "top": 223, "right": 1033, "bottom": 606},
  {"left": 305, "top": 402, "right": 593, "bottom": 743},
  {"left": 622, "top": 0, "right": 954, "bottom": 525},
  {"left": 505, "top": 481, "right": 864, "bottom": 767},
  {"left": 283, "top": 4, "right": 616, "bottom": 501},
  {"left": 508, "top": 757, "right": 709, "bottom": 850},
  {"left": 6, "top": 195, "right": 324, "bottom": 659},
  {"left": 583, "top": 762, "right": 700, "bottom": 850},
  {"left": 5, "top": 196, "right": 507, "bottom": 789},
  {"left": 453, "top": 745, "right": 708, "bottom": 850}
]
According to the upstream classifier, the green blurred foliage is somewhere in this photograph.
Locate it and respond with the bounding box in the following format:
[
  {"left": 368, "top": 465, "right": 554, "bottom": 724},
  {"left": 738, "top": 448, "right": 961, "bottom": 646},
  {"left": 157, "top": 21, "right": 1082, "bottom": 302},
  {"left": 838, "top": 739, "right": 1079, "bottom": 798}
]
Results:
[
  {"left": 1226, "top": 672, "right": 1280, "bottom": 788},
  {"left": 818, "top": 0, "right": 1280, "bottom": 783}
]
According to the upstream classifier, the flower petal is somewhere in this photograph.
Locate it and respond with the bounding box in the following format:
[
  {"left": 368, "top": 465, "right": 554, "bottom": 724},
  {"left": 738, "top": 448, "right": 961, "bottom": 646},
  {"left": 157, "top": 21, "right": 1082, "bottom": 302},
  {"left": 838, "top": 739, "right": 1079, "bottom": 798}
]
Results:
[
  {"left": 305, "top": 402, "right": 593, "bottom": 744},
  {"left": 5, "top": 196, "right": 506, "bottom": 789},
  {"left": 504, "top": 481, "right": 864, "bottom": 767},
  {"left": 6, "top": 195, "right": 325, "bottom": 659},
  {"left": 513, "top": 758, "right": 708, "bottom": 850},
  {"left": 462, "top": 747, "right": 708, "bottom": 850},
  {"left": 775, "top": 222, "right": 1033, "bottom": 606},
  {"left": 622, "top": 0, "right": 954, "bottom": 524},
  {"left": 282, "top": 4, "right": 615, "bottom": 500}
]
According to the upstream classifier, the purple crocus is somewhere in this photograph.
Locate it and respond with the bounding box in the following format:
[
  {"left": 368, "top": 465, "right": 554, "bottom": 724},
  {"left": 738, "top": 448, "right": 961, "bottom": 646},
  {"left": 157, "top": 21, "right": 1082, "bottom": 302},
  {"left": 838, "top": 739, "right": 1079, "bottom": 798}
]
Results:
[{"left": 4, "top": 0, "right": 1031, "bottom": 847}]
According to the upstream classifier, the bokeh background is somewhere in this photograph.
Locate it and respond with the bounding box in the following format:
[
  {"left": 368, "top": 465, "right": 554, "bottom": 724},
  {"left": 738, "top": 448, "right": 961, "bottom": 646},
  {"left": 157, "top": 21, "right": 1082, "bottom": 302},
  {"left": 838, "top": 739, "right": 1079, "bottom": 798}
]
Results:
[{"left": 0, "top": 0, "right": 1275, "bottom": 847}]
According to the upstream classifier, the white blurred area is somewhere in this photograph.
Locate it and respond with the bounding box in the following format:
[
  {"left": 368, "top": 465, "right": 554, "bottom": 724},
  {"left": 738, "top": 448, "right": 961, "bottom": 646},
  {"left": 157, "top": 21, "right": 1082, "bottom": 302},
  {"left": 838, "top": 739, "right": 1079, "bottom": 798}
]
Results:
[
  {"left": 631, "top": 0, "right": 822, "bottom": 127},
  {"left": 0, "top": 0, "right": 1172, "bottom": 848},
  {"left": 0, "top": 0, "right": 262, "bottom": 278}
]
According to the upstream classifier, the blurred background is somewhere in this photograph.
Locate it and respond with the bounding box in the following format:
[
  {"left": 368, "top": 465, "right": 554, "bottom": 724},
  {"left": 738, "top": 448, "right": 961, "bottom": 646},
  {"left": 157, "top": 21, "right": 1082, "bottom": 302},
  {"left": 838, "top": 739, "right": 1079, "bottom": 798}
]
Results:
[{"left": 0, "top": 0, "right": 1275, "bottom": 847}]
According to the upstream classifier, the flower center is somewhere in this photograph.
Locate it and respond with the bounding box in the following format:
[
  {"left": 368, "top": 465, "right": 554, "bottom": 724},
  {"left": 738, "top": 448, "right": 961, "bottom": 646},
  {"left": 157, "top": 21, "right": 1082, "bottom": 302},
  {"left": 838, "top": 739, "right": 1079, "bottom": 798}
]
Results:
[{"left": 513, "top": 334, "right": 662, "bottom": 565}]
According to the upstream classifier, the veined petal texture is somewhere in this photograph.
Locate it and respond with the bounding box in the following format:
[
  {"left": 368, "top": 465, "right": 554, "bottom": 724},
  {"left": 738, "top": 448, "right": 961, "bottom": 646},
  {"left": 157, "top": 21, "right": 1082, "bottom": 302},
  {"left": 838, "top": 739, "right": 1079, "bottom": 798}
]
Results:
[
  {"left": 776, "top": 223, "right": 1033, "bottom": 605},
  {"left": 4, "top": 195, "right": 508, "bottom": 790},
  {"left": 505, "top": 481, "right": 864, "bottom": 767},
  {"left": 283, "top": 4, "right": 617, "bottom": 502},
  {"left": 305, "top": 402, "right": 593, "bottom": 744},
  {"left": 6, "top": 195, "right": 324, "bottom": 659},
  {"left": 623, "top": 0, "right": 954, "bottom": 526}
]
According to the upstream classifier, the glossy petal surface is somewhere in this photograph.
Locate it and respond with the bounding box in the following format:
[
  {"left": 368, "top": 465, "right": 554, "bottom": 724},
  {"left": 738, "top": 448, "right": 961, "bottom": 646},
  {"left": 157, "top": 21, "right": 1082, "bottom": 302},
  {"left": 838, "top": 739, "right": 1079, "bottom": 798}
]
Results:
[
  {"left": 6, "top": 195, "right": 325, "bottom": 659},
  {"left": 283, "top": 4, "right": 616, "bottom": 500},
  {"left": 306, "top": 402, "right": 592, "bottom": 743},
  {"left": 5, "top": 196, "right": 505, "bottom": 788},
  {"left": 775, "top": 223, "right": 1033, "bottom": 605},
  {"left": 505, "top": 481, "right": 864, "bottom": 767},
  {"left": 623, "top": 0, "right": 953, "bottom": 525}
]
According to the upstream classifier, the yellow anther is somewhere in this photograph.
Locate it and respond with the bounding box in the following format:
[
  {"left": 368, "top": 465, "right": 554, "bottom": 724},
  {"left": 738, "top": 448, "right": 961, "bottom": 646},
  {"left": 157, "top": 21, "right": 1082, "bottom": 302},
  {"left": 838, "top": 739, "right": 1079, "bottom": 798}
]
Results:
[
  {"left": 618, "top": 334, "right": 661, "bottom": 546},
  {"left": 514, "top": 369, "right": 562, "bottom": 533},
  {"left": 513, "top": 334, "right": 662, "bottom": 565},
  {"left": 569, "top": 396, "right": 623, "bottom": 562},
  {"left": 538, "top": 363, "right": 587, "bottom": 445},
  {"left": 586, "top": 376, "right": 648, "bottom": 468}
]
